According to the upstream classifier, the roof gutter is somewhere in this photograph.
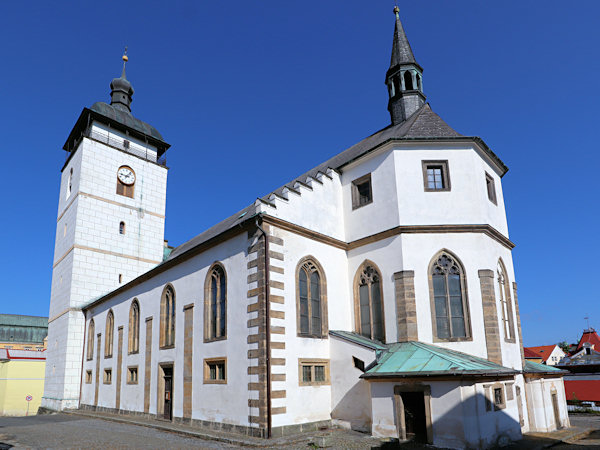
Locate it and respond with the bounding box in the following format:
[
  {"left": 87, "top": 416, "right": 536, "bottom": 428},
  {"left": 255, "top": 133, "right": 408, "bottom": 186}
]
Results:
[{"left": 361, "top": 370, "right": 519, "bottom": 379}]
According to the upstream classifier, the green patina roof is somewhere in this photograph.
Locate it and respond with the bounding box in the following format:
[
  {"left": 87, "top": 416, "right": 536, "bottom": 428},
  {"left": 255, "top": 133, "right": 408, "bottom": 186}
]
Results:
[
  {"left": 329, "top": 330, "right": 388, "bottom": 351},
  {"left": 0, "top": 314, "right": 48, "bottom": 344},
  {"left": 363, "top": 341, "right": 518, "bottom": 379},
  {"left": 524, "top": 360, "right": 566, "bottom": 374}
]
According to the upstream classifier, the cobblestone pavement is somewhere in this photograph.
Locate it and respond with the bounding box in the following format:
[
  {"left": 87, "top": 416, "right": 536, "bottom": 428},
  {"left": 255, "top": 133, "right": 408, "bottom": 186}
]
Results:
[
  {"left": 552, "top": 413, "right": 600, "bottom": 448},
  {"left": 0, "top": 414, "right": 236, "bottom": 449}
]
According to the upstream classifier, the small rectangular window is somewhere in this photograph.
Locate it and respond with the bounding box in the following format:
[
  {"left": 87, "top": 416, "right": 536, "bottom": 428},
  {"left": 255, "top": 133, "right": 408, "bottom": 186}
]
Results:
[
  {"left": 123, "top": 139, "right": 130, "bottom": 149},
  {"left": 486, "top": 172, "right": 497, "bottom": 205},
  {"left": 298, "top": 359, "right": 330, "bottom": 386},
  {"left": 505, "top": 383, "right": 514, "bottom": 401},
  {"left": 351, "top": 174, "right": 373, "bottom": 209},
  {"left": 422, "top": 161, "right": 450, "bottom": 192},
  {"left": 85, "top": 370, "right": 92, "bottom": 384},
  {"left": 103, "top": 368, "right": 112, "bottom": 384},
  {"left": 353, "top": 356, "right": 365, "bottom": 372},
  {"left": 127, "top": 366, "right": 138, "bottom": 384},
  {"left": 204, "top": 358, "right": 227, "bottom": 384}
]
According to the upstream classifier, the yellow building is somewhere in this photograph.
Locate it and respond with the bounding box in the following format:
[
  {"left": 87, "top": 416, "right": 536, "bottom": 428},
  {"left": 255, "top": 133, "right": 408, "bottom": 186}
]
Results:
[{"left": 0, "top": 348, "right": 46, "bottom": 416}]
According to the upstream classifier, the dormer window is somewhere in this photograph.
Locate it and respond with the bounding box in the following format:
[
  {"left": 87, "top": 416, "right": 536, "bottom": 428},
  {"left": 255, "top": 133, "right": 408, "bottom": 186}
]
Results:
[{"left": 351, "top": 174, "right": 373, "bottom": 209}]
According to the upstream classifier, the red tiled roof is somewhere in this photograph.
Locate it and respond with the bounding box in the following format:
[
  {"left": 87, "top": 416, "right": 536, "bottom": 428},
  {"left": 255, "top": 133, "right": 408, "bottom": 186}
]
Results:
[
  {"left": 565, "top": 380, "right": 600, "bottom": 402},
  {"left": 524, "top": 347, "right": 543, "bottom": 359},
  {"left": 525, "top": 345, "right": 558, "bottom": 363},
  {"left": 577, "top": 330, "right": 600, "bottom": 352}
]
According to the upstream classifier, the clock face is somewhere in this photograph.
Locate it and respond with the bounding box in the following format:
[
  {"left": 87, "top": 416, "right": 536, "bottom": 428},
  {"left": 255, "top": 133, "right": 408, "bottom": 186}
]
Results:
[{"left": 117, "top": 167, "right": 135, "bottom": 185}]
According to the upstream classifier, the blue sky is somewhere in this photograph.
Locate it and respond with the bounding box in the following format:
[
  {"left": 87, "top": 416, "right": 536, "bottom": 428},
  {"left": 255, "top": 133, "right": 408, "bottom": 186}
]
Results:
[{"left": 1, "top": 1, "right": 598, "bottom": 347}]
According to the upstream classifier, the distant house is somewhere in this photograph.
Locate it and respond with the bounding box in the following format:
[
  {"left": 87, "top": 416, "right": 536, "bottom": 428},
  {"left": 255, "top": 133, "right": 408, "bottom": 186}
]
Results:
[
  {"left": 524, "top": 347, "right": 543, "bottom": 364},
  {"left": 0, "top": 314, "right": 48, "bottom": 352},
  {"left": 524, "top": 345, "right": 565, "bottom": 366},
  {"left": 557, "top": 328, "right": 600, "bottom": 410}
]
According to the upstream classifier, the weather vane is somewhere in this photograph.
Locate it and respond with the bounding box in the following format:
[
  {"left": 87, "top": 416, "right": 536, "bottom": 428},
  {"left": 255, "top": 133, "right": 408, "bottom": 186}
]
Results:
[{"left": 123, "top": 46, "right": 128, "bottom": 62}]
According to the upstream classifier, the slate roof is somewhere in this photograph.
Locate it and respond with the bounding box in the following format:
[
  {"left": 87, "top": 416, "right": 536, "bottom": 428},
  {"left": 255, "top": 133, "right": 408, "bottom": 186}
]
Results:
[
  {"left": 90, "top": 102, "right": 166, "bottom": 142},
  {"left": 164, "top": 103, "right": 505, "bottom": 263},
  {"left": 389, "top": 11, "right": 417, "bottom": 68},
  {"left": 362, "top": 341, "right": 518, "bottom": 379}
]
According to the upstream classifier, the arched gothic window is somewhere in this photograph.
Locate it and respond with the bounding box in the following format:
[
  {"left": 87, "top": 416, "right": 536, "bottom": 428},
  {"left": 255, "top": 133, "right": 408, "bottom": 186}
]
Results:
[
  {"left": 160, "top": 285, "right": 176, "bottom": 348},
  {"left": 87, "top": 319, "right": 95, "bottom": 360},
  {"left": 354, "top": 261, "right": 385, "bottom": 342},
  {"left": 296, "top": 257, "right": 328, "bottom": 337},
  {"left": 129, "top": 299, "right": 140, "bottom": 354},
  {"left": 105, "top": 310, "right": 114, "bottom": 358},
  {"left": 429, "top": 251, "right": 471, "bottom": 340},
  {"left": 497, "top": 260, "right": 515, "bottom": 342},
  {"left": 403, "top": 71, "right": 414, "bottom": 90},
  {"left": 119, "top": 221, "right": 126, "bottom": 235},
  {"left": 204, "top": 264, "right": 226, "bottom": 341}
]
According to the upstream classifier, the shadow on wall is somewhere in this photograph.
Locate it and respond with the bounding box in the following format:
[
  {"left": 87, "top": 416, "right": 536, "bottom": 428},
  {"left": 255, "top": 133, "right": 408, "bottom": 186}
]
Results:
[
  {"left": 331, "top": 379, "right": 372, "bottom": 432},
  {"left": 377, "top": 391, "right": 523, "bottom": 450}
]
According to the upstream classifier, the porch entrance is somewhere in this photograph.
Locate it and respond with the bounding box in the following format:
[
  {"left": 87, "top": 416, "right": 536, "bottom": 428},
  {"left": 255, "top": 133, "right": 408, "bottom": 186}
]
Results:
[
  {"left": 158, "top": 364, "right": 173, "bottom": 421},
  {"left": 394, "top": 385, "right": 433, "bottom": 444},
  {"left": 401, "top": 391, "right": 427, "bottom": 442}
]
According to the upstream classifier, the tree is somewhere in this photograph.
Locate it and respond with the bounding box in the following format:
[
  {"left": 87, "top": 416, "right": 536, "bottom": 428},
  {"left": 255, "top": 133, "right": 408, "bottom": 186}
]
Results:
[{"left": 558, "top": 341, "right": 570, "bottom": 354}]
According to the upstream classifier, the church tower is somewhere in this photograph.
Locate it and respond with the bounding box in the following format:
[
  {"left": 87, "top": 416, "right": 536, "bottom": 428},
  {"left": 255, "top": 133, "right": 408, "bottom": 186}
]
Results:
[
  {"left": 42, "top": 53, "right": 170, "bottom": 410},
  {"left": 386, "top": 6, "right": 426, "bottom": 124}
]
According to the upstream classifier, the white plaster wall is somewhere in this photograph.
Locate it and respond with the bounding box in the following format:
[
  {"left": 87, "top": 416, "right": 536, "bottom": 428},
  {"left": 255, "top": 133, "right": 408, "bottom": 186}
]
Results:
[
  {"left": 525, "top": 377, "right": 570, "bottom": 432},
  {"left": 371, "top": 380, "right": 522, "bottom": 449},
  {"left": 392, "top": 144, "right": 509, "bottom": 236},
  {"left": 267, "top": 226, "right": 350, "bottom": 427},
  {"left": 329, "top": 336, "right": 377, "bottom": 432},
  {"left": 342, "top": 149, "right": 399, "bottom": 242},
  {"left": 258, "top": 171, "right": 345, "bottom": 241},
  {"left": 82, "top": 233, "right": 252, "bottom": 426}
]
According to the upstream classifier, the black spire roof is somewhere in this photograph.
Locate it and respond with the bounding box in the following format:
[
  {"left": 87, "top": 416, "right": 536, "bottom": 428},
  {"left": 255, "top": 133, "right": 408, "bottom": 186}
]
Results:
[{"left": 389, "top": 6, "right": 418, "bottom": 70}]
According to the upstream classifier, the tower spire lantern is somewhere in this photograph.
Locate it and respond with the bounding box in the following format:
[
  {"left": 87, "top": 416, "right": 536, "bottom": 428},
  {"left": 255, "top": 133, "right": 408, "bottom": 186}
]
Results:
[
  {"left": 110, "top": 47, "right": 134, "bottom": 113},
  {"left": 386, "top": 7, "right": 426, "bottom": 125}
]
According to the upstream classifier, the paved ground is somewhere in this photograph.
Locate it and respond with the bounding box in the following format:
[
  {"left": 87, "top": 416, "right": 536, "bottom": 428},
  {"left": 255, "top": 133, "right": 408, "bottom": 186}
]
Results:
[
  {"left": 1, "top": 412, "right": 599, "bottom": 449},
  {"left": 0, "top": 414, "right": 236, "bottom": 449}
]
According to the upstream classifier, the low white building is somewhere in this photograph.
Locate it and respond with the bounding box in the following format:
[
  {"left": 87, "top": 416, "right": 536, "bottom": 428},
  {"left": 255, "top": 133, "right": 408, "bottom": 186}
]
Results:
[{"left": 42, "top": 7, "right": 569, "bottom": 449}]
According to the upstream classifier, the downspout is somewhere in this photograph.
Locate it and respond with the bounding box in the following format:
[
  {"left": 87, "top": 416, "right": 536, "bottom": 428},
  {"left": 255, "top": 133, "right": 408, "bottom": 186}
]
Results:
[
  {"left": 255, "top": 216, "right": 272, "bottom": 438},
  {"left": 78, "top": 310, "right": 87, "bottom": 409}
]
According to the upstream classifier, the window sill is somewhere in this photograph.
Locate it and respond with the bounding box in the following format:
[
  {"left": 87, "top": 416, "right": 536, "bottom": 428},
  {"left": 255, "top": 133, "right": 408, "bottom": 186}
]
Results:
[
  {"left": 297, "top": 333, "right": 328, "bottom": 339},
  {"left": 432, "top": 336, "right": 473, "bottom": 343},
  {"left": 128, "top": 350, "right": 139, "bottom": 355},
  {"left": 104, "top": 355, "right": 113, "bottom": 359},
  {"left": 126, "top": 381, "right": 138, "bottom": 385},
  {"left": 203, "top": 379, "right": 227, "bottom": 385},
  {"left": 424, "top": 188, "right": 451, "bottom": 192},
  {"left": 299, "top": 381, "right": 331, "bottom": 387},
  {"left": 204, "top": 336, "right": 227, "bottom": 343},
  {"left": 159, "top": 344, "right": 175, "bottom": 350}
]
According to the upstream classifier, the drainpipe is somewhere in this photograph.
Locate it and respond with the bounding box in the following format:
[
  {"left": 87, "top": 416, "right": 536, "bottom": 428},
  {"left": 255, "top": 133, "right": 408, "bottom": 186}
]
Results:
[
  {"left": 78, "top": 310, "right": 87, "bottom": 409},
  {"left": 255, "top": 216, "right": 272, "bottom": 438}
]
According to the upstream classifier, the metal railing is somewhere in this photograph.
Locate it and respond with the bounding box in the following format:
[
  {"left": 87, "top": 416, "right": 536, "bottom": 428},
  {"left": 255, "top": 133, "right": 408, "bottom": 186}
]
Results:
[{"left": 72, "top": 128, "right": 167, "bottom": 167}]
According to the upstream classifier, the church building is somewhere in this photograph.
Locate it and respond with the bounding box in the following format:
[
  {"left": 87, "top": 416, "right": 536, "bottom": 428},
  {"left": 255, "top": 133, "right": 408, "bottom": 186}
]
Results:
[{"left": 42, "top": 8, "right": 569, "bottom": 448}]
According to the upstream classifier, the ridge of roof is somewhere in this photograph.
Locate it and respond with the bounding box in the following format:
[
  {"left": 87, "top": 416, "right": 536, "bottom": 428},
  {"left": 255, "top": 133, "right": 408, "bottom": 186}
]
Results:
[{"left": 329, "top": 330, "right": 388, "bottom": 351}]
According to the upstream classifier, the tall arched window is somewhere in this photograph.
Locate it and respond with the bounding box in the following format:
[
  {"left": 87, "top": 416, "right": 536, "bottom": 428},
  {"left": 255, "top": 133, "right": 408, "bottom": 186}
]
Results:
[
  {"left": 105, "top": 310, "right": 114, "bottom": 358},
  {"left": 497, "top": 259, "right": 515, "bottom": 342},
  {"left": 129, "top": 299, "right": 140, "bottom": 354},
  {"left": 296, "top": 257, "right": 328, "bottom": 338},
  {"left": 429, "top": 251, "right": 471, "bottom": 340},
  {"left": 87, "top": 319, "right": 95, "bottom": 360},
  {"left": 354, "top": 261, "right": 385, "bottom": 342},
  {"left": 204, "top": 264, "right": 226, "bottom": 341},
  {"left": 160, "top": 285, "right": 176, "bottom": 348}
]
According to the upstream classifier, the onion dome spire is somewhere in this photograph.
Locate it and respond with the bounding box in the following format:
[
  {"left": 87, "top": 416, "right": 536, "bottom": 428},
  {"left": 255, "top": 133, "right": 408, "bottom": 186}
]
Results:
[
  {"left": 110, "top": 47, "right": 134, "bottom": 112},
  {"left": 385, "top": 7, "right": 426, "bottom": 125}
]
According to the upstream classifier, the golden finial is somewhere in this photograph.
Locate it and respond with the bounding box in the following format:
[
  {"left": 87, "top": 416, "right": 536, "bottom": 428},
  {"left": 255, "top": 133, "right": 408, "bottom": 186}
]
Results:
[
  {"left": 393, "top": 5, "right": 400, "bottom": 17},
  {"left": 122, "top": 46, "right": 128, "bottom": 62}
]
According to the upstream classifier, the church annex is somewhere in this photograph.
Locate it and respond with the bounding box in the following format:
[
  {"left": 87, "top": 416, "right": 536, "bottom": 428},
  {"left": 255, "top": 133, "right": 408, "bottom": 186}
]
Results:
[{"left": 42, "top": 8, "right": 569, "bottom": 449}]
